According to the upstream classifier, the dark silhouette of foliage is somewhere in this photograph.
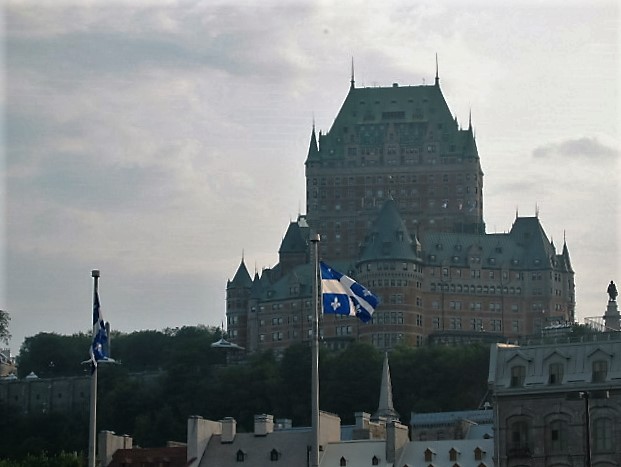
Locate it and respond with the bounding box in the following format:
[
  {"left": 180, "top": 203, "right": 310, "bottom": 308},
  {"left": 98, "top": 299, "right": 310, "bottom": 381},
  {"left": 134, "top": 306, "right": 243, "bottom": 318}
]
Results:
[
  {"left": 6, "top": 328, "right": 490, "bottom": 460},
  {"left": 17, "top": 333, "right": 91, "bottom": 378}
]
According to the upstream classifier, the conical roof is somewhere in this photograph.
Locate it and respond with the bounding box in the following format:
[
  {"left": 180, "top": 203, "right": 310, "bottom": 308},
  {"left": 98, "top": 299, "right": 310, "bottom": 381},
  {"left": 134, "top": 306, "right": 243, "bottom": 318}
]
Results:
[
  {"left": 359, "top": 198, "right": 420, "bottom": 262},
  {"left": 307, "top": 125, "right": 319, "bottom": 161},
  {"left": 228, "top": 259, "right": 253, "bottom": 289},
  {"left": 279, "top": 220, "right": 308, "bottom": 254}
]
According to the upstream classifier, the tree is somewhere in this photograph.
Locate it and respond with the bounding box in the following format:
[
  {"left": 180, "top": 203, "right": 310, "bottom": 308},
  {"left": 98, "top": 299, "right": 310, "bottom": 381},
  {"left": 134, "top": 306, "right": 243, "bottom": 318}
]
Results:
[
  {"left": 17, "top": 333, "right": 90, "bottom": 378},
  {"left": 0, "top": 310, "right": 10, "bottom": 345}
]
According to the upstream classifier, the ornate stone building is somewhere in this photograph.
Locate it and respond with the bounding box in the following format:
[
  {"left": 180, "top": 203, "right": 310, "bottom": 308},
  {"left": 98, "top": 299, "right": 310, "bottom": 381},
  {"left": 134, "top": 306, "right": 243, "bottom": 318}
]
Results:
[
  {"left": 226, "top": 69, "right": 575, "bottom": 354},
  {"left": 488, "top": 334, "right": 621, "bottom": 466}
]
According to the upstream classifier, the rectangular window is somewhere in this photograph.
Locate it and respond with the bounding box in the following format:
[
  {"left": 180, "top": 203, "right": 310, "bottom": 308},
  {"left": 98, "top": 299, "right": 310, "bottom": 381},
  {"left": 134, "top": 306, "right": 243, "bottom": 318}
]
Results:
[
  {"left": 548, "top": 363, "right": 564, "bottom": 385},
  {"left": 511, "top": 365, "right": 526, "bottom": 387},
  {"left": 592, "top": 360, "right": 608, "bottom": 382},
  {"left": 593, "top": 418, "right": 613, "bottom": 452}
]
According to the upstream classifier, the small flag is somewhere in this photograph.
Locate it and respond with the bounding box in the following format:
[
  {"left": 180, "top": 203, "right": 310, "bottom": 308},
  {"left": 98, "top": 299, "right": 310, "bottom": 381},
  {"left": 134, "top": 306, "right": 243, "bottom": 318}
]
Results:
[
  {"left": 320, "top": 262, "right": 379, "bottom": 323},
  {"left": 90, "top": 291, "right": 111, "bottom": 368}
]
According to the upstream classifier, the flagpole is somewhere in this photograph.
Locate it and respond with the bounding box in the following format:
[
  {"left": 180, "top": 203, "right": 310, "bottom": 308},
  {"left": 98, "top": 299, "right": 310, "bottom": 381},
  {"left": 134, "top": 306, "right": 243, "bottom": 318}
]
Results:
[
  {"left": 88, "top": 269, "right": 99, "bottom": 467},
  {"left": 310, "top": 233, "right": 320, "bottom": 467}
]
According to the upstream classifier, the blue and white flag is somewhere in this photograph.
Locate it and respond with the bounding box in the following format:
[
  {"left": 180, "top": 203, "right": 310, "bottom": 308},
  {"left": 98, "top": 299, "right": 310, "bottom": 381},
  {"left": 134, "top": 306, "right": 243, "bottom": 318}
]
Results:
[
  {"left": 90, "top": 291, "right": 110, "bottom": 368},
  {"left": 320, "top": 262, "right": 379, "bottom": 323}
]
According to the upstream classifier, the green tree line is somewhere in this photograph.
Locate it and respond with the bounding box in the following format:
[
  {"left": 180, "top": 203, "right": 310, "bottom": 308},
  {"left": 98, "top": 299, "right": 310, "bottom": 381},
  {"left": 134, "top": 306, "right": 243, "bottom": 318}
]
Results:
[{"left": 2, "top": 327, "right": 490, "bottom": 462}]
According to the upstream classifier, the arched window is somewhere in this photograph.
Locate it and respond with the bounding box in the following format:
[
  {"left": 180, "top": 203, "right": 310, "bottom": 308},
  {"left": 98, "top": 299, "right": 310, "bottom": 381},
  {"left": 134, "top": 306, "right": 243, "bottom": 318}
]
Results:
[
  {"left": 547, "top": 419, "right": 568, "bottom": 452},
  {"left": 593, "top": 417, "right": 613, "bottom": 452},
  {"left": 509, "top": 419, "right": 531, "bottom": 456}
]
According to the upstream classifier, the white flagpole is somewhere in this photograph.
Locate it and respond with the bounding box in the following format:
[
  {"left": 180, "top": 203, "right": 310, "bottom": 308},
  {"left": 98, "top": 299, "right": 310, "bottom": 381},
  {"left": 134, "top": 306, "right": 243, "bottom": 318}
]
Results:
[
  {"left": 88, "top": 269, "right": 99, "bottom": 467},
  {"left": 310, "top": 233, "right": 320, "bottom": 467}
]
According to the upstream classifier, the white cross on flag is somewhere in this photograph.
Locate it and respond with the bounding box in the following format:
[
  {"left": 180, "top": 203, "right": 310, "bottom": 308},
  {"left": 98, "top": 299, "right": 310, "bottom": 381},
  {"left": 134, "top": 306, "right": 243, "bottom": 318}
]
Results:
[{"left": 320, "top": 262, "right": 379, "bottom": 323}]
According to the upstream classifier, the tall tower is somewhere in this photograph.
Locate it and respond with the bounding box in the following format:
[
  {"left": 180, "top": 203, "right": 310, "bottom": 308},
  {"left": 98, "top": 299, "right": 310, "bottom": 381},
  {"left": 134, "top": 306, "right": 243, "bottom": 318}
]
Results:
[{"left": 305, "top": 75, "right": 484, "bottom": 262}]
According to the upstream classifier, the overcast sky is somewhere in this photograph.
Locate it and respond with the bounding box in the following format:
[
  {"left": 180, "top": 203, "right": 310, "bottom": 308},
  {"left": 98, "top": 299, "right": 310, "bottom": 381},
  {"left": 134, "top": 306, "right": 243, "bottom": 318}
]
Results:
[{"left": 3, "top": 0, "right": 619, "bottom": 354}]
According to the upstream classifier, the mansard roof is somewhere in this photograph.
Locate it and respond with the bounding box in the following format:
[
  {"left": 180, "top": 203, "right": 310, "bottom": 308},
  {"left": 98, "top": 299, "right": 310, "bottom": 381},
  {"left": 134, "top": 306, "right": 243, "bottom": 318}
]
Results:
[
  {"left": 307, "top": 82, "right": 478, "bottom": 162},
  {"left": 254, "top": 260, "right": 355, "bottom": 302},
  {"left": 421, "top": 216, "right": 567, "bottom": 271},
  {"left": 359, "top": 198, "right": 421, "bottom": 263},
  {"left": 228, "top": 259, "right": 253, "bottom": 289}
]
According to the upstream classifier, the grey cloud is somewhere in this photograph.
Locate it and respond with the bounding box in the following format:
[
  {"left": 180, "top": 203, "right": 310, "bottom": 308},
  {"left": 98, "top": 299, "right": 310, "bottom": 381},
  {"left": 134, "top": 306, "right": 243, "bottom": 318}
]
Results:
[
  {"left": 6, "top": 4, "right": 314, "bottom": 82},
  {"left": 533, "top": 137, "right": 619, "bottom": 160},
  {"left": 10, "top": 152, "right": 174, "bottom": 214}
]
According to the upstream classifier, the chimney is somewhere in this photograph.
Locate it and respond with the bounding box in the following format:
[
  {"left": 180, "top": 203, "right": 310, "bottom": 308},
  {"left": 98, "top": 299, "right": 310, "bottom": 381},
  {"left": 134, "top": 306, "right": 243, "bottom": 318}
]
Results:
[
  {"left": 386, "top": 420, "right": 409, "bottom": 463},
  {"left": 254, "top": 414, "right": 274, "bottom": 436},
  {"left": 355, "top": 411, "right": 370, "bottom": 430},
  {"left": 98, "top": 431, "right": 132, "bottom": 467},
  {"left": 187, "top": 416, "right": 221, "bottom": 467},
  {"left": 221, "top": 417, "right": 237, "bottom": 443}
]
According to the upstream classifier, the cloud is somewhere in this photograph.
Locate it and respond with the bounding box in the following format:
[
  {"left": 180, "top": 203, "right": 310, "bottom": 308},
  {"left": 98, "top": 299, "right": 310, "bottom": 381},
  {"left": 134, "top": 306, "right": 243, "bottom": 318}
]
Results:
[{"left": 533, "top": 137, "right": 619, "bottom": 160}]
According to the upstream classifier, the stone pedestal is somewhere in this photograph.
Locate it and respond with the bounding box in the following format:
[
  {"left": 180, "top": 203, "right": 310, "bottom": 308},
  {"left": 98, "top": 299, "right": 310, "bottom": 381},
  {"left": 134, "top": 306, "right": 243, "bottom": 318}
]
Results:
[{"left": 603, "top": 300, "right": 620, "bottom": 331}]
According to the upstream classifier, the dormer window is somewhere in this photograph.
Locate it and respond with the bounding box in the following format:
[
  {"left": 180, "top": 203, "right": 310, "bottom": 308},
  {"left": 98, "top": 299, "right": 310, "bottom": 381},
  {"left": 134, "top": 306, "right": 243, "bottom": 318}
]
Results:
[
  {"left": 548, "top": 363, "right": 564, "bottom": 385},
  {"left": 449, "top": 447, "right": 459, "bottom": 461},
  {"left": 372, "top": 455, "right": 380, "bottom": 465},
  {"left": 424, "top": 448, "right": 435, "bottom": 462},
  {"left": 236, "top": 449, "right": 246, "bottom": 462},
  {"left": 511, "top": 365, "right": 526, "bottom": 387},
  {"left": 592, "top": 360, "right": 608, "bottom": 382},
  {"left": 340, "top": 456, "right": 347, "bottom": 466},
  {"left": 270, "top": 448, "right": 280, "bottom": 461}
]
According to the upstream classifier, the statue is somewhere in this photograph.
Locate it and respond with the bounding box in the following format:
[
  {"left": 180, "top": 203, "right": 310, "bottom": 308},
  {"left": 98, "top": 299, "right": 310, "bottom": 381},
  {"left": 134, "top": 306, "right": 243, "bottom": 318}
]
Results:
[{"left": 607, "top": 281, "right": 618, "bottom": 301}]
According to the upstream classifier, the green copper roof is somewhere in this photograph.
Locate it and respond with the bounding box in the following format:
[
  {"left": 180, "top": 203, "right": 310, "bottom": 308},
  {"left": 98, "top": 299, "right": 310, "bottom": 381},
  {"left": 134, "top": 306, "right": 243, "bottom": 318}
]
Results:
[
  {"left": 307, "top": 82, "right": 478, "bottom": 161},
  {"left": 228, "top": 259, "right": 253, "bottom": 289},
  {"left": 358, "top": 198, "right": 421, "bottom": 263},
  {"left": 421, "top": 217, "right": 564, "bottom": 271},
  {"left": 279, "top": 218, "right": 309, "bottom": 254}
]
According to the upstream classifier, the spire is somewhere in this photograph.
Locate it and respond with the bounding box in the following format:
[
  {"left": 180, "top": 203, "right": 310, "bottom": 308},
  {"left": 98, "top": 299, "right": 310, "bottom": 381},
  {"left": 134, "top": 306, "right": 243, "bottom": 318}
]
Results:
[
  {"left": 468, "top": 108, "right": 472, "bottom": 132},
  {"left": 562, "top": 231, "right": 573, "bottom": 273},
  {"left": 350, "top": 57, "right": 355, "bottom": 89},
  {"left": 229, "top": 257, "right": 253, "bottom": 289},
  {"left": 374, "top": 353, "right": 399, "bottom": 422},
  {"left": 308, "top": 123, "right": 319, "bottom": 159},
  {"left": 434, "top": 53, "right": 439, "bottom": 87}
]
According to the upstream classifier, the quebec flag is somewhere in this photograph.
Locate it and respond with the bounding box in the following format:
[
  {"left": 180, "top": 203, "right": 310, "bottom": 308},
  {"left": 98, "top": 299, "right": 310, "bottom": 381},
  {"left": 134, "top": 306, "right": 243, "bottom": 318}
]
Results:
[
  {"left": 90, "top": 291, "right": 111, "bottom": 368},
  {"left": 320, "top": 262, "right": 379, "bottom": 323}
]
